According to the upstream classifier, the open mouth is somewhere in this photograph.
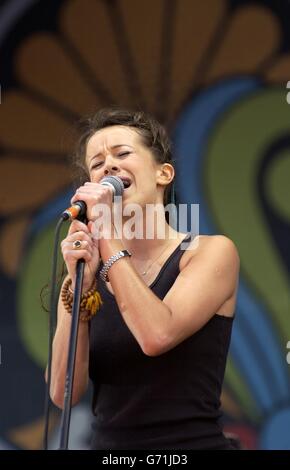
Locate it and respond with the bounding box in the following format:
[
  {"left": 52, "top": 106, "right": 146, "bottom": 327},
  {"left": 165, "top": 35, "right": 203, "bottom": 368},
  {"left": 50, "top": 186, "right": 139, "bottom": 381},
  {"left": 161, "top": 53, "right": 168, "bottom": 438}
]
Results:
[{"left": 120, "top": 177, "right": 132, "bottom": 190}]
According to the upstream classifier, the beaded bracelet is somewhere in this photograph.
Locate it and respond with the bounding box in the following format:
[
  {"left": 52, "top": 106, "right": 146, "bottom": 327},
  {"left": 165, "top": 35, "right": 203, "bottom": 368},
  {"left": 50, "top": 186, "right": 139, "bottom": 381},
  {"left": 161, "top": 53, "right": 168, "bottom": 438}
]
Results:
[{"left": 61, "top": 277, "right": 103, "bottom": 322}]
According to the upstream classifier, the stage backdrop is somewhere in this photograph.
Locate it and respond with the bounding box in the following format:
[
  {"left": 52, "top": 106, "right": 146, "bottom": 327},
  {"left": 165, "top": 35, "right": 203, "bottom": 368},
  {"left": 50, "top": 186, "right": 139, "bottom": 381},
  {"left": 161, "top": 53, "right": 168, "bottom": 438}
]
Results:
[{"left": 0, "top": 0, "right": 289, "bottom": 450}]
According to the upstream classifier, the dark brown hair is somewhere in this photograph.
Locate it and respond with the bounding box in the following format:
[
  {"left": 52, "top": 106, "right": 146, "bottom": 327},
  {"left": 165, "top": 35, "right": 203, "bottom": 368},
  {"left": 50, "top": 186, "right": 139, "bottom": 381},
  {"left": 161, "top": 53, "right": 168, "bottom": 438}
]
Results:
[{"left": 72, "top": 107, "right": 175, "bottom": 205}]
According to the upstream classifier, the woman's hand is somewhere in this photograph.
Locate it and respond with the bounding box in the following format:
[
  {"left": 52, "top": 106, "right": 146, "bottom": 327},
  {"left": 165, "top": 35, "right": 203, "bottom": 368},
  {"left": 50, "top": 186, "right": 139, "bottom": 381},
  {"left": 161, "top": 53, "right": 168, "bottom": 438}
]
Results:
[
  {"left": 61, "top": 220, "right": 100, "bottom": 292},
  {"left": 71, "top": 182, "right": 113, "bottom": 223}
]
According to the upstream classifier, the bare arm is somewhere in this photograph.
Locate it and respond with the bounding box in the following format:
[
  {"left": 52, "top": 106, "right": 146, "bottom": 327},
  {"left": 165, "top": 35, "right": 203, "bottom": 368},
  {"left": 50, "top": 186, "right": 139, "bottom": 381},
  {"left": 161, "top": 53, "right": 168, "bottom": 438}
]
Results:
[
  {"left": 46, "top": 220, "right": 100, "bottom": 408},
  {"left": 99, "top": 234, "right": 239, "bottom": 357},
  {"left": 47, "top": 277, "right": 90, "bottom": 409}
]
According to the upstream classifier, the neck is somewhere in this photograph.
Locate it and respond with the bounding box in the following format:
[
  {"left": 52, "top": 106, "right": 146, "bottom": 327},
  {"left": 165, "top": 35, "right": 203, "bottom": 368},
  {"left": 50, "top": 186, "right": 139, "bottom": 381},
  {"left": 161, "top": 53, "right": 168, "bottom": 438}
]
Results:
[
  {"left": 120, "top": 209, "right": 180, "bottom": 259},
  {"left": 99, "top": 203, "right": 184, "bottom": 262}
]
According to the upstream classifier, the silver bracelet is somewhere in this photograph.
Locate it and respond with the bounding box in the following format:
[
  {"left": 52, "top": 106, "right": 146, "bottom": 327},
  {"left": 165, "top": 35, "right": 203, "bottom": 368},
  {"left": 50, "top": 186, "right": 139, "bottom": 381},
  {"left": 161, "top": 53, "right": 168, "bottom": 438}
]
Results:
[{"left": 100, "top": 249, "right": 131, "bottom": 282}]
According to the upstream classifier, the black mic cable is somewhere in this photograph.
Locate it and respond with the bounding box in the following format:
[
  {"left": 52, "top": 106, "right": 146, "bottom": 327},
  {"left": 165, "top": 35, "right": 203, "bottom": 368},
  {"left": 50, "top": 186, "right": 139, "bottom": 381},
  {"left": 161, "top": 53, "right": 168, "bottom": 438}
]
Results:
[{"left": 43, "top": 216, "right": 65, "bottom": 450}]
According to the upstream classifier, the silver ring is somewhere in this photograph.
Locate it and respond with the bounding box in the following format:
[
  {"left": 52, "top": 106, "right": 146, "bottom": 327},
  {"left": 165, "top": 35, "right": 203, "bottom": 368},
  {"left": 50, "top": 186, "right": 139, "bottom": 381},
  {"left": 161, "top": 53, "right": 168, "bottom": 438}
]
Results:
[{"left": 72, "top": 239, "right": 82, "bottom": 250}]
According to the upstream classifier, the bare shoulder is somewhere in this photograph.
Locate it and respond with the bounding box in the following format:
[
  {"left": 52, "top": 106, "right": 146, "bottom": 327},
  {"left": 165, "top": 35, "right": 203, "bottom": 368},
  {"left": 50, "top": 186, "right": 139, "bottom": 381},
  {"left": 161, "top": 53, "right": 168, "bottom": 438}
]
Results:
[
  {"left": 201, "top": 234, "right": 239, "bottom": 259},
  {"left": 180, "top": 234, "right": 240, "bottom": 271},
  {"left": 161, "top": 234, "right": 240, "bottom": 342},
  {"left": 176, "top": 234, "right": 239, "bottom": 318}
]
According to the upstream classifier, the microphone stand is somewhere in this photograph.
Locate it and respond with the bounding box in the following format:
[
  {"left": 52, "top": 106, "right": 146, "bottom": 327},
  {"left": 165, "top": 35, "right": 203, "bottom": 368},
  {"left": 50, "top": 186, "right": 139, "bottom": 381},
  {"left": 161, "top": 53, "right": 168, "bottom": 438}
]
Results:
[{"left": 58, "top": 257, "right": 85, "bottom": 449}]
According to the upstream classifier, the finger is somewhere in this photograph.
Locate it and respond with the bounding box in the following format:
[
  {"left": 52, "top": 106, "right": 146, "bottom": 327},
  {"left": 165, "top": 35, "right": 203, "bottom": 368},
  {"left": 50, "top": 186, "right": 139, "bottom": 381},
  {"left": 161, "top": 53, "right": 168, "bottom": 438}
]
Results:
[
  {"left": 68, "top": 220, "right": 90, "bottom": 235},
  {"left": 65, "top": 231, "right": 92, "bottom": 244},
  {"left": 71, "top": 193, "right": 89, "bottom": 205},
  {"left": 63, "top": 249, "right": 92, "bottom": 263},
  {"left": 70, "top": 188, "right": 94, "bottom": 204},
  {"left": 71, "top": 186, "right": 111, "bottom": 203},
  {"left": 88, "top": 221, "right": 96, "bottom": 237},
  {"left": 88, "top": 220, "right": 100, "bottom": 240},
  {"left": 62, "top": 239, "right": 93, "bottom": 252},
  {"left": 62, "top": 239, "right": 94, "bottom": 256},
  {"left": 84, "top": 182, "right": 103, "bottom": 186},
  {"left": 72, "top": 188, "right": 105, "bottom": 199}
]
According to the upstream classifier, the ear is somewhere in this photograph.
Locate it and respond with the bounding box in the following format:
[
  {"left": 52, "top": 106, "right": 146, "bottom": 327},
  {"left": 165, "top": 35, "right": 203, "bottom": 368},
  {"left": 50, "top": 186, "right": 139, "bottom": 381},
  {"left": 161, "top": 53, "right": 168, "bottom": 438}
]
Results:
[{"left": 156, "top": 163, "right": 175, "bottom": 187}]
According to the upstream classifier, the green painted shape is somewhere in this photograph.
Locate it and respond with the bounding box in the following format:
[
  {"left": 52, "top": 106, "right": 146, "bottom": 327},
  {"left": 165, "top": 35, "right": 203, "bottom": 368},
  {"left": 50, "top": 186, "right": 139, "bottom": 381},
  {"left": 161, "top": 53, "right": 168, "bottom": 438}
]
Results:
[
  {"left": 265, "top": 150, "right": 290, "bottom": 222},
  {"left": 17, "top": 221, "right": 67, "bottom": 368},
  {"left": 225, "top": 356, "right": 260, "bottom": 422},
  {"left": 205, "top": 88, "right": 290, "bottom": 344}
]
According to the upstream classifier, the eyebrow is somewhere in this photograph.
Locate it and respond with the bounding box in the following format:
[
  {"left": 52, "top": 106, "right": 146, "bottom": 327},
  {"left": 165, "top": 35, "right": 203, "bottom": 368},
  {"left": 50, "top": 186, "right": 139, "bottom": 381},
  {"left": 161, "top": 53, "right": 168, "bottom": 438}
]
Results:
[{"left": 88, "top": 144, "right": 134, "bottom": 162}]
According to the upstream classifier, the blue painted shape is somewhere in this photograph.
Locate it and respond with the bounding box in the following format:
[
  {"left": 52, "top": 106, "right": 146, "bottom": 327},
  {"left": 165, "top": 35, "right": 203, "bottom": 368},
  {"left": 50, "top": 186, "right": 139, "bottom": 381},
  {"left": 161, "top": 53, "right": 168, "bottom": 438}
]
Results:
[
  {"left": 173, "top": 77, "right": 290, "bottom": 414},
  {"left": 173, "top": 77, "right": 260, "bottom": 234},
  {"left": 27, "top": 188, "right": 74, "bottom": 241},
  {"left": 259, "top": 407, "right": 290, "bottom": 449}
]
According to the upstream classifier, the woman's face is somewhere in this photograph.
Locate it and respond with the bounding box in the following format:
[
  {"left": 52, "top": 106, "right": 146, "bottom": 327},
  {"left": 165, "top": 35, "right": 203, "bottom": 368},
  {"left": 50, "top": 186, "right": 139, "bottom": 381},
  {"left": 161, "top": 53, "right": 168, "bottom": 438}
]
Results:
[{"left": 85, "top": 125, "right": 167, "bottom": 207}]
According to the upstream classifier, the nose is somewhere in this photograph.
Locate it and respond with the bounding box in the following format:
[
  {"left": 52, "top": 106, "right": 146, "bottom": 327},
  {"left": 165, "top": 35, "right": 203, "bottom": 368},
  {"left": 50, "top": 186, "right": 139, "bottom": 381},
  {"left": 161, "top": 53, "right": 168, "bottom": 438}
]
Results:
[{"left": 103, "top": 156, "right": 120, "bottom": 176}]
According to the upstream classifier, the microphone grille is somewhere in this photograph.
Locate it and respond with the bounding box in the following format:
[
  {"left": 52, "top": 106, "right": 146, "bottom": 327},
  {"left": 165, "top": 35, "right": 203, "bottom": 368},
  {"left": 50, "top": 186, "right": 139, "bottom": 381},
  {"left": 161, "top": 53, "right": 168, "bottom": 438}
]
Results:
[{"left": 100, "top": 175, "right": 124, "bottom": 197}]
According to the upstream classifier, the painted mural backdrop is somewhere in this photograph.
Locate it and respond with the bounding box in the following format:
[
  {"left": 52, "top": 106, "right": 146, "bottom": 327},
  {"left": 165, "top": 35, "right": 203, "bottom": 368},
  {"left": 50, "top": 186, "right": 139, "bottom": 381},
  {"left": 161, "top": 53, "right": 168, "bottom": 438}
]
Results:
[{"left": 0, "top": 0, "right": 289, "bottom": 449}]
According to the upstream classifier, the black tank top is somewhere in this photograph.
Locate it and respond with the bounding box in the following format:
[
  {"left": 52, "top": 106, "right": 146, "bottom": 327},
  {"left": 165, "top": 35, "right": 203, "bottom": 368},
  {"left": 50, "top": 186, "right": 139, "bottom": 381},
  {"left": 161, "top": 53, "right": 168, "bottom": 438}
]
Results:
[{"left": 89, "top": 235, "right": 234, "bottom": 450}]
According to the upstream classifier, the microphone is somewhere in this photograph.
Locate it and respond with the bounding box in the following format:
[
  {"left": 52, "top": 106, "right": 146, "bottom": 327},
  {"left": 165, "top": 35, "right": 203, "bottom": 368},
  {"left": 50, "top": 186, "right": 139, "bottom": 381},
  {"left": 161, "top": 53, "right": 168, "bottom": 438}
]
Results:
[{"left": 61, "top": 175, "right": 124, "bottom": 221}]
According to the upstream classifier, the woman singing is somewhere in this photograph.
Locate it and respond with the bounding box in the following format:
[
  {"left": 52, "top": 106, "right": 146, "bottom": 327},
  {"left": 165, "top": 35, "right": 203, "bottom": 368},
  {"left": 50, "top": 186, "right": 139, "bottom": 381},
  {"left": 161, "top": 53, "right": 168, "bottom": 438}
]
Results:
[{"left": 49, "top": 107, "right": 240, "bottom": 450}]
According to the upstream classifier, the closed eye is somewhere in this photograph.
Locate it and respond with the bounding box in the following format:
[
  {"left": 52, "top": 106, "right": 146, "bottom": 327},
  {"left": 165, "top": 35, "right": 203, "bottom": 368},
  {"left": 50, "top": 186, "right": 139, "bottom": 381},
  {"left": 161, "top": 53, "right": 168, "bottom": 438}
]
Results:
[
  {"left": 91, "top": 162, "right": 103, "bottom": 169},
  {"left": 90, "top": 151, "right": 131, "bottom": 170},
  {"left": 118, "top": 151, "right": 131, "bottom": 157}
]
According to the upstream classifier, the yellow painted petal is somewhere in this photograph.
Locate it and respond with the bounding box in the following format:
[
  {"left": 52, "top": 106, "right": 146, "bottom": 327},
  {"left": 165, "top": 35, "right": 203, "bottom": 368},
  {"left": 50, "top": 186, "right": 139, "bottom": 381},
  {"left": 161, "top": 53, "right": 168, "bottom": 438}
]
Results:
[
  {"left": 7, "top": 412, "right": 59, "bottom": 450},
  {"left": 16, "top": 32, "right": 101, "bottom": 115},
  {"left": 118, "top": 0, "right": 163, "bottom": 114},
  {"left": 265, "top": 55, "right": 290, "bottom": 83},
  {"left": 205, "top": 6, "right": 281, "bottom": 83},
  {"left": 169, "top": 0, "right": 227, "bottom": 119},
  {"left": 0, "top": 156, "right": 71, "bottom": 214},
  {"left": 60, "top": 0, "right": 133, "bottom": 106},
  {"left": 0, "top": 217, "right": 28, "bottom": 277},
  {"left": 0, "top": 91, "right": 72, "bottom": 152}
]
